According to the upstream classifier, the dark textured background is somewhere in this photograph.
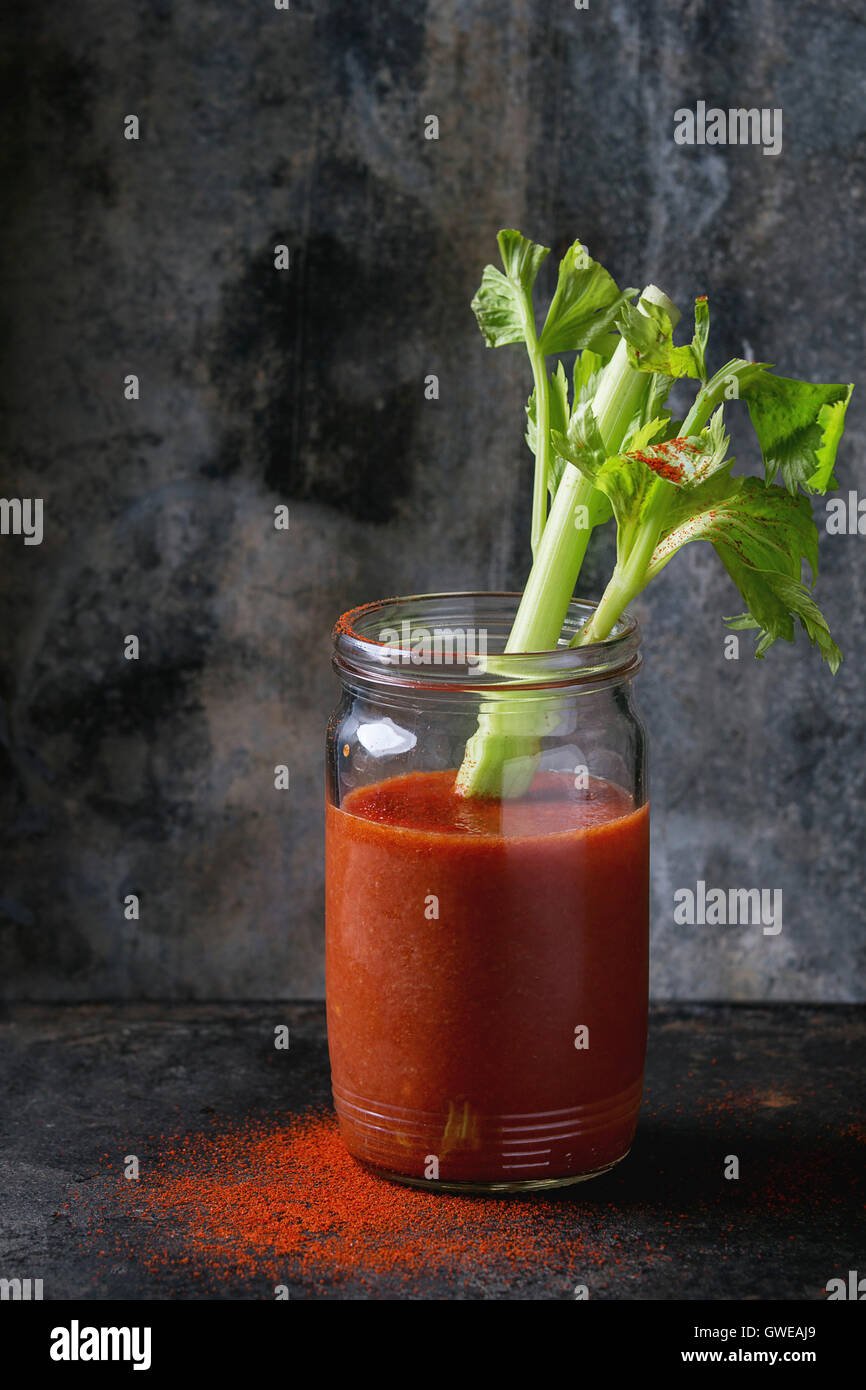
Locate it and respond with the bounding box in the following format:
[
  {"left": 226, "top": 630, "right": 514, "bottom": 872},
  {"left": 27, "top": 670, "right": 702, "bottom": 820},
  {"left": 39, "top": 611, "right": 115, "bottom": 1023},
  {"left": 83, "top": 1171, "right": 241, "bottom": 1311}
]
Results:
[
  {"left": 0, "top": 0, "right": 863, "bottom": 1000},
  {"left": 3, "top": 1002, "right": 862, "bottom": 1299}
]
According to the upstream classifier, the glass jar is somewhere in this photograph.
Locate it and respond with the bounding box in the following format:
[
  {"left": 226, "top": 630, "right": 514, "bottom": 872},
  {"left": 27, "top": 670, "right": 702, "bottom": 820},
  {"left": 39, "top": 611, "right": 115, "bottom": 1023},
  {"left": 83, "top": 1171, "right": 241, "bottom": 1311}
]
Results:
[{"left": 325, "top": 593, "right": 648, "bottom": 1194}]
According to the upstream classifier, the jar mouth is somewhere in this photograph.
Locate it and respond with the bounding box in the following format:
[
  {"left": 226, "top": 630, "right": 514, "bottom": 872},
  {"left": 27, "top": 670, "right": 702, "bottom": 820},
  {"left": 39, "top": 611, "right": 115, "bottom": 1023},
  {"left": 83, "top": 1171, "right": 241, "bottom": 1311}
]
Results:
[{"left": 332, "top": 592, "right": 641, "bottom": 691}]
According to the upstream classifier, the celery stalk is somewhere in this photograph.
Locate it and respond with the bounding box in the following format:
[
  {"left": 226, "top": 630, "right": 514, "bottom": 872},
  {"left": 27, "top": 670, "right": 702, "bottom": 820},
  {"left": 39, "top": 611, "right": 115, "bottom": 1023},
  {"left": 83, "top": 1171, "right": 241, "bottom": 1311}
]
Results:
[
  {"left": 455, "top": 287, "right": 678, "bottom": 799},
  {"left": 455, "top": 230, "right": 850, "bottom": 799}
]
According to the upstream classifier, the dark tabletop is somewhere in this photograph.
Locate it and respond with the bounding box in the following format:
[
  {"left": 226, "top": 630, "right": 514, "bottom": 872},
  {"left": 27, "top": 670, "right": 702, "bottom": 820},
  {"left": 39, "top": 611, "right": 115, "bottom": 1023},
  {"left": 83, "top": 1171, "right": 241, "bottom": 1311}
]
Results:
[{"left": 1, "top": 1003, "right": 863, "bottom": 1301}]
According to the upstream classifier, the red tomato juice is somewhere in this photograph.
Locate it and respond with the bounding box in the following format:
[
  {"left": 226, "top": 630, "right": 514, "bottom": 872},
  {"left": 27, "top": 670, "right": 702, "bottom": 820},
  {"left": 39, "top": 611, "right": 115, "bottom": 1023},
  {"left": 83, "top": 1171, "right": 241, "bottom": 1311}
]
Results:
[{"left": 326, "top": 768, "right": 649, "bottom": 1188}]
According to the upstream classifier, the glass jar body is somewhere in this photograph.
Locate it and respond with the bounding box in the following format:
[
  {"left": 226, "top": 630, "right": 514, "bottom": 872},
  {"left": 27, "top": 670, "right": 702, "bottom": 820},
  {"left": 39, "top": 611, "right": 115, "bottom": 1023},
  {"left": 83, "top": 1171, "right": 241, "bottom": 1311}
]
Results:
[{"left": 325, "top": 595, "right": 648, "bottom": 1193}]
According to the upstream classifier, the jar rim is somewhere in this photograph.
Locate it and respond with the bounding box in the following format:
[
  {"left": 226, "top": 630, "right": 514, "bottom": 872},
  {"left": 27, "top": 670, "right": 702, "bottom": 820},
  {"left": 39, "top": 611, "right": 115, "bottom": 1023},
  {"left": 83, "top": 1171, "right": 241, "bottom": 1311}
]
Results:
[{"left": 332, "top": 592, "right": 641, "bottom": 691}]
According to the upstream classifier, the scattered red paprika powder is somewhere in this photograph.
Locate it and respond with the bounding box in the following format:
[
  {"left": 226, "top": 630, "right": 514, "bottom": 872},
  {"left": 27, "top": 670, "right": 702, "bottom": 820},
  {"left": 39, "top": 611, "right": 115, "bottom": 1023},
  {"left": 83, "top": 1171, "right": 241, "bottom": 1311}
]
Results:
[
  {"left": 629, "top": 437, "right": 700, "bottom": 485},
  {"left": 73, "top": 1110, "right": 627, "bottom": 1293},
  {"left": 59, "top": 1087, "right": 860, "bottom": 1296}
]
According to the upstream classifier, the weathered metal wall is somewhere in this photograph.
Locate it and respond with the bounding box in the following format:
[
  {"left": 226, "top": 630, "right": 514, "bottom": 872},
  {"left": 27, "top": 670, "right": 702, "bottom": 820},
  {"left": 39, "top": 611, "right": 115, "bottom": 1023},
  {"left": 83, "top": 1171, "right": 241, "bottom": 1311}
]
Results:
[{"left": 1, "top": 1, "right": 863, "bottom": 998}]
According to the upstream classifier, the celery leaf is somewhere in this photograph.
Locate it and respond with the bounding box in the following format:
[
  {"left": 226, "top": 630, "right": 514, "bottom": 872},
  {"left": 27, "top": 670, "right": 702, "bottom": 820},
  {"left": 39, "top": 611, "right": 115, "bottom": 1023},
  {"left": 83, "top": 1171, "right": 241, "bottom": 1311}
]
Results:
[
  {"left": 470, "top": 230, "right": 549, "bottom": 348},
  {"left": 539, "top": 240, "right": 636, "bottom": 355},
  {"left": 649, "top": 476, "right": 841, "bottom": 671},
  {"left": 617, "top": 296, "right": 709, "bottom": 380},
  {"left": 742, "top": 376, "right": 854, "bottom": 494}
]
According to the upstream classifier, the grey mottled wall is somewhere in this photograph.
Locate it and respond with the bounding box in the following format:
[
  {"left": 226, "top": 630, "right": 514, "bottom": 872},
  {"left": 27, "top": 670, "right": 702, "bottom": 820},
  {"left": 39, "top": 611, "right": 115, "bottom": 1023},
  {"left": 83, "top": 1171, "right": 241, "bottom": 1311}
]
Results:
[{"left": 1, "top": 0, "right": 864, "bottom": 1000}]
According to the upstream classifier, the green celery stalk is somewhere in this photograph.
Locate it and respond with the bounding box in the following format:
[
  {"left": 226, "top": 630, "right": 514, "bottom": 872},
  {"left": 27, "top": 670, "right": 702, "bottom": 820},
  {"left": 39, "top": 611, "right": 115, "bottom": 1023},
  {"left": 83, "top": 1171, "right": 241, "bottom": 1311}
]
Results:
[
  {"left": 455, "top": 287, "right": 680, "bottom": 799},
  {"left": 457, "top": 230, "right": 851, "bottom": 800}
]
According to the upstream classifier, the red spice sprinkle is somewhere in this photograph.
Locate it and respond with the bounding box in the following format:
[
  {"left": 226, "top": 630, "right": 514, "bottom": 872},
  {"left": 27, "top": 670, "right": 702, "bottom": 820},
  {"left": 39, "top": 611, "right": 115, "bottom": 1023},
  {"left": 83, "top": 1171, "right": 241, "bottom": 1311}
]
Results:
[
  {"left": 94, "top": 1111, "right": 632, "bottom": 1290},
  {"left": 629, "top": 437, "right": 701, "bottom": 486},
  {"left": 333, "top": 597, "right": 403, "bottom": 646},
  {"left": 71, "top": 1091, "right": 859, "bottom": 1292},
  {"left": 642, "top": 459, "right": 685, "bottom": 483}
]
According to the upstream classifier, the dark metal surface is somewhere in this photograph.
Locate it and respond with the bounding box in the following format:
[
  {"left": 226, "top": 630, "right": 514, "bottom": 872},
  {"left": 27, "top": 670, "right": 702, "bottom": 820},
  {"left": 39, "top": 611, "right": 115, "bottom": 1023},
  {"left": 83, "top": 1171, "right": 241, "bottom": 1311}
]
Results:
[{"left": 1, "top": 1002, "right": 862, "bottom": 1299}]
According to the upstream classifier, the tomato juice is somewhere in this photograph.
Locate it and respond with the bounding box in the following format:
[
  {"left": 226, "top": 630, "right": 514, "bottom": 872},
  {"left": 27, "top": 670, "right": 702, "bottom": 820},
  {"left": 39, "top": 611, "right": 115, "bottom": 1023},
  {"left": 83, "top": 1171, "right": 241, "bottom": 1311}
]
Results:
[{"left": 326, "top": 768, "right": 649, "bottom": 1190}]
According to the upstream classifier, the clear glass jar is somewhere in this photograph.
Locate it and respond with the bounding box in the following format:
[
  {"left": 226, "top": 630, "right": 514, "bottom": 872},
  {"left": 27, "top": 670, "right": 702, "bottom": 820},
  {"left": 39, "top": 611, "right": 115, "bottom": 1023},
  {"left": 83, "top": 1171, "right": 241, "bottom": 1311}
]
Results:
[{"left": 325, "top": 593, "right": 648, "bottom": 1194}]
